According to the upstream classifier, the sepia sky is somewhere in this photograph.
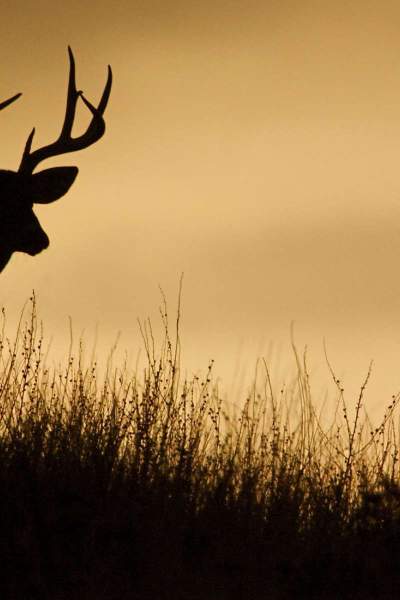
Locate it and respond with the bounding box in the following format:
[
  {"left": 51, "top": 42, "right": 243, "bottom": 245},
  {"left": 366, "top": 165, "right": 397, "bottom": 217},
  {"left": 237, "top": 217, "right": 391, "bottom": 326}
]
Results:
[{"left": 2, "top": 1, "right": 400, "bottom": 413}]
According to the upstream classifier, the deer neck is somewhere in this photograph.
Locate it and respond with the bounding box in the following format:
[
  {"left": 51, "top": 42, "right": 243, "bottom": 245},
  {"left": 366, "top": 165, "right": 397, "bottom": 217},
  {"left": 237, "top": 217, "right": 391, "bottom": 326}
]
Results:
[{"left": 0, "top": 249, "right": 12, "bottom": 273}]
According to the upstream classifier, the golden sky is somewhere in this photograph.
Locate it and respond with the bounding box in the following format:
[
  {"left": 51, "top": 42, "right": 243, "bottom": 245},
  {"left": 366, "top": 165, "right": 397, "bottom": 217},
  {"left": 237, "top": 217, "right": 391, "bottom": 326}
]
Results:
[{"left": 2, "top": 1, "right": 400, "bottom": 412}]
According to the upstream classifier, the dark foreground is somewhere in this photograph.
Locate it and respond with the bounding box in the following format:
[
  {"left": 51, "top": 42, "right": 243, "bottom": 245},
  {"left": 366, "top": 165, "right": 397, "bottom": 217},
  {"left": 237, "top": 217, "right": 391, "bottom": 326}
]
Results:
[{"left": 4, "top": 449, "right": 400, "bottom": 600}]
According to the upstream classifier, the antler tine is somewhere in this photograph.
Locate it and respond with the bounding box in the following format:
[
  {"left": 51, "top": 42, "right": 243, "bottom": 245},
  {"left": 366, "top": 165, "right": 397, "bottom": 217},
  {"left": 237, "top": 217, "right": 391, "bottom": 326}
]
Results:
[
  {"left": 59, "top": 46, "right": 80, "bottom": 140},
  {"left": 0, "top": 93, "right": 22, "bottom": 111},
  {"left": 71, "top": 65, "right": 112, "bottom": 148},
  {"left": 19, "top": 47, "right": 112, "bottom": 174},
  {"left": 96, "top": 65, "right": 112, "bottom": 115}
]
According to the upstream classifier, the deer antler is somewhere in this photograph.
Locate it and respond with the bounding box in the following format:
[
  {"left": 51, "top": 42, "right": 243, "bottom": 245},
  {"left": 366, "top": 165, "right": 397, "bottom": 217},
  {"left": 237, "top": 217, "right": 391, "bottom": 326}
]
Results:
[
  {"left": 19, "top": 47, "right": 112, "bottom": 174},
  {"left": 0, "top": 93, "right": 22, "bottom": 111}
]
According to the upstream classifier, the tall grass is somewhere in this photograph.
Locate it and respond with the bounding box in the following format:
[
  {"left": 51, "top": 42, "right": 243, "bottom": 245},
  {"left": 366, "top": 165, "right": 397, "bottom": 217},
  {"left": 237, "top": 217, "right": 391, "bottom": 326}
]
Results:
[{"left": 1, "top": 294, "right": 400, "bottom": 599}]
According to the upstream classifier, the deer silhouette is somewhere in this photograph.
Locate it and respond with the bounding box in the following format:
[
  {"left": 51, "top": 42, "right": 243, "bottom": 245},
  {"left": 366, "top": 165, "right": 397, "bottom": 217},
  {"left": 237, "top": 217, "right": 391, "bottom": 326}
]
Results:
[{"left": 0, "top": 47, "right": 112, "bottom": 273}]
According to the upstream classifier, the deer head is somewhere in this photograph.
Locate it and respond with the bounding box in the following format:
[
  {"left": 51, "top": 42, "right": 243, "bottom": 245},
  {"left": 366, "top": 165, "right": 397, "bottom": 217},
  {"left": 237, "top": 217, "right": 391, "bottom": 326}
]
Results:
[{"left": 0, "top": 47, "right": 112, "bottom": 273}]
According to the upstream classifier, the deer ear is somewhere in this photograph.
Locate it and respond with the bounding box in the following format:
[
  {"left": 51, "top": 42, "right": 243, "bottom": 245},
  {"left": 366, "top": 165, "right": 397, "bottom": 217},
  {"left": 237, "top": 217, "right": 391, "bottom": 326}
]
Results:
[{"left": 30, "top": 166, "right": 79, "bottom": 204}]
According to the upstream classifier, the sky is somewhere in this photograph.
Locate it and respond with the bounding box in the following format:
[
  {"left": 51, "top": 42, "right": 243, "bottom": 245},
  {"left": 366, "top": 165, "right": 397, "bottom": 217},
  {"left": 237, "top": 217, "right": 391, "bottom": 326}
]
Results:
[{"left": 2, "top": 1, "right": 400, "bottom": 416}]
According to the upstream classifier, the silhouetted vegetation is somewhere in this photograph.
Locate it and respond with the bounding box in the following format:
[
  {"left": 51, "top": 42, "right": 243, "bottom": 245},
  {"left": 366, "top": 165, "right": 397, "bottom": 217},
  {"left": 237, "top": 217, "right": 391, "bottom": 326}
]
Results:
[{"left": 1, "top": 294, "right": 400, "bottom": 599}]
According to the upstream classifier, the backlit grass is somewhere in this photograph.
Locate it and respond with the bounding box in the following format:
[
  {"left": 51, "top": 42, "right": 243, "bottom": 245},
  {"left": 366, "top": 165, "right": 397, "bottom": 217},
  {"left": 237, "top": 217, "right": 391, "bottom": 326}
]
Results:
[{"left": 1, "top": 293, "right": 400, "bottom": 599}]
